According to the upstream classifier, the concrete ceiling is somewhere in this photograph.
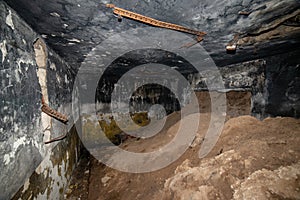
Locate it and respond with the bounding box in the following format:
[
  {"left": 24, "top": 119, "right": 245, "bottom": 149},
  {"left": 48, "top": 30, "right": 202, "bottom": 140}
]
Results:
[{"left": 4, "top": 0, "right": 300, "bottom": 68}]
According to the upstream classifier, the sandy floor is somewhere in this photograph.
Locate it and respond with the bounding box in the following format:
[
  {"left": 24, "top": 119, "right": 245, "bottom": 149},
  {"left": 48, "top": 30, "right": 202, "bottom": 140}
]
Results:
[{"left": 65, "top": 92, "right": 300, "bottom": 200}]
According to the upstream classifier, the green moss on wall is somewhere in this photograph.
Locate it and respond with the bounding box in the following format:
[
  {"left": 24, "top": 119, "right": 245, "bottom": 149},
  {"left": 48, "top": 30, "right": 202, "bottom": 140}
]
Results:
[
  {"left": 82, "top": 112, "right": 150, "bottom": 145},
  {"left": 12, "top": 126, "right": 82, "bottom": 199}
]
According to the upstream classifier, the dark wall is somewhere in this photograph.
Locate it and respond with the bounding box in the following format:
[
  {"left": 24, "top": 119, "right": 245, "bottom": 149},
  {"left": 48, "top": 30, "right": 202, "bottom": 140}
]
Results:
[
  {"left": 0, "top": 2, "right": 81, "bottom": 199},
  {"left": 0, "top": 0, "right": 299, "bottom": 198},
  {"left": 266, "top": 49, "right": 300, "bottom": 118},
  {"left": 0, "top": 3, "right": 42, "bottom": 198}
]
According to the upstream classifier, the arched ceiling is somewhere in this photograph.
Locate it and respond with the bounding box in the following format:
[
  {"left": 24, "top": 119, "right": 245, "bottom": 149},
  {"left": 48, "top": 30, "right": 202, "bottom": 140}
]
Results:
[{"left": 4, "top": 0, "right": 300, "bottom": 68}]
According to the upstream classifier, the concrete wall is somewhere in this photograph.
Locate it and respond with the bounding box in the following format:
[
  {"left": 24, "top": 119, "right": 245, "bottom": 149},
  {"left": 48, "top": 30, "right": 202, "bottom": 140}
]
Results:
[
  {"left": 265, "top": 49, "right": 300, "bottom": 118},
  {"left": 93, "top": 58, "right": 266, "bottom": 117},
  {"left": 0, "top": 2, "right": 81, "bottom": 199},
  {"left": 93, "top": 53, "right": 299, "bottom": 119},
  {"left": 0, "top": 0, "right": 298, "bottom": 199}
]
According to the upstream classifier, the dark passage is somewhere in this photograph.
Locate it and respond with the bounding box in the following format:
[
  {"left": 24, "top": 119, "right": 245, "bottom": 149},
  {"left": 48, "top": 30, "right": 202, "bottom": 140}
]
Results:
[{"left": 0, "top": 0, "right": 299, "bottom": 199}]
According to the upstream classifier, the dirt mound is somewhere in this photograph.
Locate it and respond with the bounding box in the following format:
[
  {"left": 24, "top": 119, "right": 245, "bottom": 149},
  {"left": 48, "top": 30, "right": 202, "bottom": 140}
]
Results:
[
  {"left": 66, "top": 115, "right": 300, "bottom": 200},
  {"left": 161, "top": 116, "right": 300, "bottom": 200}
]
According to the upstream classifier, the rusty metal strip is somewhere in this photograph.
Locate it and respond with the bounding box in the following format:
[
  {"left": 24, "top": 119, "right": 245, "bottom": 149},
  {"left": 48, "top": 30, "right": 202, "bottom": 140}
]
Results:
[
  {"left": 41, "top": 96, "right": 68, "bottom": 124},
  {"left": 41, "top": 96, "right": 69, "bottom": 144},
  {"left": 44, "top": 133, "right": 68, "bottom": 144},
  {"left": 106, "top": 4, "right": 206, "bottom": 42}
]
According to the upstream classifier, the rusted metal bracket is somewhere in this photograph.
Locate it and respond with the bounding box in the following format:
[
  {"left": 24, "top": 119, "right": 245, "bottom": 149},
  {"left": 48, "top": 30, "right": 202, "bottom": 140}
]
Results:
[
  {"left": 238, "top": 11, "right": 251, "bottom": 16},
  {"left": 41, "top": 96, "right": 69, "bottom": 144},
  {"left": 44, "top": 133, "right": 68, "bottom": 144},
  {"left": 41, "top": 96, "right": 68, "bottom": 123},
  {"left": 106, "top": 4, "right": 206, "bottom": 47}
]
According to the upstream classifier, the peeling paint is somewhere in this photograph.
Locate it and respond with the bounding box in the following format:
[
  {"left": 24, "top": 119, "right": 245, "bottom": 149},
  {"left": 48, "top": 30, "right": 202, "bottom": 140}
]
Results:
[
  {"left": 37, "top": 68, "right": 48, "bottom": 93},
  {"left": 68, "top": 38, "right": 81, "bottom": 43},
  {"left": 50, "top": 63, "right": 56, "bottom": 70},
  {"left": 0, "top": 3, "right": 82, "bottom": 199},
  {"left": 41, "top": 112, "right": 52, "bottom": 144},
  {"left": 13, "top": 123, "right": 19, "bottom": 133},
  {"left": 0, "top": 40, "right": 7, "bottom": 63},
  {"left": 50, "top": 12, "right": 60, "bottom": 17},
  {"left": 14, "top": 68, "right": 21, "bottom": 83},
  {"left": 33, "top": 38, "right": 47, "bottom": 68},
  {"left": 3, "top": 136, "right": 29, "bottom": 165},
  {"left": 22, "top": 179, "right": 30, "bottom": 193},
  {"left": 6, "top": 10, "right": 14, "bottom": 30},
  {"left": 34, "top": 38, "right": 49, "bottom": 104},
  {"left": 14, "top": 128, "right": 81, "bottom": 199},
  {"left": 64, "top": 74, "right": 69, "bottom": 84},
  {"left": 13, "top": 136, "right": 27, "bottom": 149},
  {"left": 13, "top": 57, "right": 35, "bottom": 83},
  {"left": 56, "top": 73, "right": 61, "bottom": 83},
  {"left": 3, "top": 154, "right": 11, "bottom": 165},
  {"left": 16, "top": 58, "right": 35, "bottom": 70}
]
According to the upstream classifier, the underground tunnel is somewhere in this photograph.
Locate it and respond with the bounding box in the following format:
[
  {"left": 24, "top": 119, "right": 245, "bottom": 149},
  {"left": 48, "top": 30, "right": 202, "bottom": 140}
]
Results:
[{"left": 0, "top": 0, "right": 300, "bottom": 199}]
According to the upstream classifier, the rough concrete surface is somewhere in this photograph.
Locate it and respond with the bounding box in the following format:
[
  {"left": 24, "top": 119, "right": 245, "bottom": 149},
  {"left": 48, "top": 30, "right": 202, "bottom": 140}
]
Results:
[
  {"left": 0, "top": 0, "right": 299, "bottom": 199},
  {"left": 0, "top": 2, "right": 82, "bottom": 199}
]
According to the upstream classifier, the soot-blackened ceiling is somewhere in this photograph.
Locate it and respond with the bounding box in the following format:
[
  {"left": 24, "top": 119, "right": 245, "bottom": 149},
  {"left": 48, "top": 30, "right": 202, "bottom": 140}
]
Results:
[{"left": 4, "top": 0, "right": 300, "bottom": 68}]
